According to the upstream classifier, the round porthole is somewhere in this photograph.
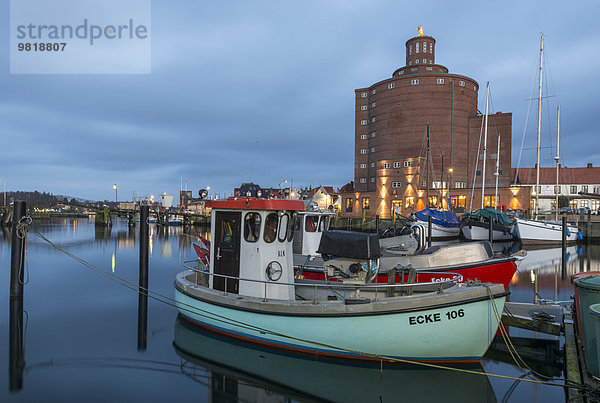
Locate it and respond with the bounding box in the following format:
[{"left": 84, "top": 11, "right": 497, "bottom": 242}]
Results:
[{"left": 266, "top": 261, "right": 283, "bottom": 281}]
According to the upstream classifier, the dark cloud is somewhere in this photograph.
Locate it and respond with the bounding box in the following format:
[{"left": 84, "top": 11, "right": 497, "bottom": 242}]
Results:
[{"left": 1, "top": 0, "right": 599, "bottom": 201}]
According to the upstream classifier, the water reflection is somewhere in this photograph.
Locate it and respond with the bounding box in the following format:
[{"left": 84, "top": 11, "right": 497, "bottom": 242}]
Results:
[{"left": 173, "top": 316, "right": 497, "bottom": 402}]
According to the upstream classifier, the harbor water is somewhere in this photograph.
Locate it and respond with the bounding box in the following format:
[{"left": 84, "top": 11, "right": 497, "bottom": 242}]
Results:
[{"left": 1, "top": 218, "right": 597, "bottom": 402}]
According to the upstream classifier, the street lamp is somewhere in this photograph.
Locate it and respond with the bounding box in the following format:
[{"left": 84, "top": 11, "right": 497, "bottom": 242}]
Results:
[
  {"left": 279, "top": 179, "right": 288, "bottom": 198},
  {"left": 113, "top": 184, "right": 118, "bottom": 204},
  {"left": 447, "top": 168, "right": 453, "bottom": 209}
]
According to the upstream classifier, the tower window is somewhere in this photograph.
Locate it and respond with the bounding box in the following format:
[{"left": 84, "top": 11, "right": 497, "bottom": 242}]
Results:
[
  {"left": 404, "top": 161, "right": 412, "bottom": 167},
  {"left": 371, "top": 89, "right": 376, "bottom": 95},
  {"left": 361, "top": 105, "right": 367, "bottom": 111},
  {"left": 360, "top": 163, "right": 366, "bottom": 169},
  {"left": 411, "top": 79, "right": 419, "bottom": 85},
  {"left": 359, "top": 178, "right": 366, "bottom": 183},
  {"left": 416, "top": 42, "right": 419, "bottom": 53},
  {"left": 371, "top": 162, "right": 375, "bottom": 167},
  {"left": 360, "top": 134, "right": 367, "bottom": 140},
  {"left": 437, "top": 78, "right": 445, "bottom": 84},
  {"left": 360, "top": 149, "right": 367, "bottom": 154},
  {"left": 426, "top": 66, "right": 433, "bottom": 71},
  {"left": 399, "top": 70, "right": 404, "bottom": 75},
  {"left": 371, "top": 117, "right": 376, "bottom": 123},
  {"left": 411, "top": 67, "right": 418, "bottom": 72},
  {"left": 388, "top": 82, "right": 395, "bottom": 89},
  {"left": 361, "top": 92, "right": 367, "bottom": 98},
  {"left": 415, "top": 59, "right": 419, "bottom": 64},
  {"left": 371, "top": 102, "right": 376, "bottom": 108},
  {"left": 360, "top": 120, "right": 367, "bottom": 125},
  {"left": 459, "top": 81, "right": 465, "bottom": 87},
  {"left": 370, "top": 147, "right": 375, "bottom": 152},
  {"left": 409, "top": 45, "right": 412, "bottom": 55},
  {"left": 391, "top": 182, "right": 402, "bottom": 188},
  {"left": 430, "top": 45, "right": 433, "bottom": 54},
  {"left": 370, "top": 177, "right": 375, "bottom": 183},
  {"left": 383, "top": 163, "right": 391, "bottom": 169},
  {"left": 423, "top": 59, "right": 426, "bottom": 64},
  {"left": 423, "top": 42, "right": 427, "bottom": 53},
  {"left": 371, "top": 131, "right": 376, "bottom": 137}
]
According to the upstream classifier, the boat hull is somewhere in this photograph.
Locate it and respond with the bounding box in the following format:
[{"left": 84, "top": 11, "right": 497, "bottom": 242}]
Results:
[
  {"left": 414, "top": 220, "right": 460, "bottom": 240},
  {"left": 515, "top": 218, "right": 579, "bottom": 244},
  {"left": 175, "top": 275, "right": 507, "bottom": 363},
  {"left": 460, "top": 222, "right": 514, "bottom": 241}
]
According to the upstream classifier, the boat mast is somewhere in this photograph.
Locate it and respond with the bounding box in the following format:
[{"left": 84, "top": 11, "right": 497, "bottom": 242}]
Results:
[
  {"left": 494, "top": 135, "right": 500, "bottom": 210},
  {"left": 555, "top": 105, "right": 560, "bottom": 221},
  {"left": 481, "top": 82, "right": 490, "bottom": 210},
  {"left": 535, "top": 34, "right": 544, "bottom": 220},
  {"left": 426, "top": 123, "right": 430, "bottom": 208}
]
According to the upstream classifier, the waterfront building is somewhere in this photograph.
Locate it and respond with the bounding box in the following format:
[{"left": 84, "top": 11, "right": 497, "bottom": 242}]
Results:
[
  {"left": 340, "top": 28, "right": 515, "bottom": 219},
  {"left": 513, "top": 164, "right": 600, "bottom": 213}
]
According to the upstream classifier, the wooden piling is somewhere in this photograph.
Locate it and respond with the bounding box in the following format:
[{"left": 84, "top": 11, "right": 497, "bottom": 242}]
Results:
[
  {"left": 137, "top": 205, "right": 149, "bottom": 351},
  {"left": 10, "top": 201, "right": 26, "bottom": 298}
]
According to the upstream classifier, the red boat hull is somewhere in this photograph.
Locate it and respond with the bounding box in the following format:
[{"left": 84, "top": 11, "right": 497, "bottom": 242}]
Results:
[{"left": 299, "top": 258, "right": 517, "bottom": 290}]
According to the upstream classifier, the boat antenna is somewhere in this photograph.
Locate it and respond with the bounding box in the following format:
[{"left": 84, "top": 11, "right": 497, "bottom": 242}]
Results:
[{"left": 426, "top": 123, "right": 430, "bottom": 208}]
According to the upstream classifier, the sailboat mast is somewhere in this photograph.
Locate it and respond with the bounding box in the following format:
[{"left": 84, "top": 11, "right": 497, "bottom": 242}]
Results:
[
  {"left": 481, "top": 82, "right": 490, "bottom": 210},
  {"left": 555, "top": 105, "right": 560, "bottom": 221},
  {"left": 535, "top": 34, "right": 544, "bottom": 219},
  {"left": 426, "top": 123, "right": 430, "bottom": 207},
  {"left": 494, "top": 135, "right": 500, "bottom": 210}
]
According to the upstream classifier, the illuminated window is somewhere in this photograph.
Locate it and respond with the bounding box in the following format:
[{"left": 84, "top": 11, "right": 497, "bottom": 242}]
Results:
[
  {"left": 428, "top": 196, "right": 438, "bottom": 207},
  {"left": 457, "top": 196, "right": 466, "bottom": 208},
  {"left": 405, "top": 196, "right": 415, "bottom": 209},
  {"left": 345, "top": 198, "right": 353, "bottom": 212},
  {"left": 362, "top": 197, "right": 370, "bottom": 210},
  {"left": 483, "top": 196, "right": 497, "bottom": 208}
]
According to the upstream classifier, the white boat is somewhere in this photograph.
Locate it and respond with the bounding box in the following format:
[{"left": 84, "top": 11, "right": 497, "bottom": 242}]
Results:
[
  {"left": 515, "top": 218, "right": 580, "bottom": 244},
  {"left": 175, "top": 197, "right": 508, "bottom": 363},
  {"left": 514, "top": 35, "right": 582, "bottom": 244}
]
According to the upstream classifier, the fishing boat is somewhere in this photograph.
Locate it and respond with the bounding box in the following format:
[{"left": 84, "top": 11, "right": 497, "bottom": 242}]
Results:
[
  {"left": 409, "top": 207, "right": 460, "bottom": 240},
  {"left": 461, "top": 208, "right": 516, "bottom": 241},
  {"left": 176, "top": 197, "right": 508, "bottom": 363},
  {"left": 514, "top": 35, "right": 582, "bottom": 244}
]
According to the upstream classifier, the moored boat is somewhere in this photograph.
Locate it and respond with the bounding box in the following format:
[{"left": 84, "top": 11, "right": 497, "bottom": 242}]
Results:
[
  {"left": 410, "top": 208, "right": 460, "bottom": 240},
  {"left": 460, "top": 208, "right": 515, "bottom": 241},
  {"left": 176, "top": 196, "right": 509, "bottom": 363}
]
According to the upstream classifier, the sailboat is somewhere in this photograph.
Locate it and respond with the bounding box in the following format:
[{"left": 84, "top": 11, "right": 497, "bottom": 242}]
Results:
[
  {"left": 514, "top": 35, "right": 581, "bottom": 244},
  {"left": 461, "top": 82, "right": 515, "bottom": 241}
]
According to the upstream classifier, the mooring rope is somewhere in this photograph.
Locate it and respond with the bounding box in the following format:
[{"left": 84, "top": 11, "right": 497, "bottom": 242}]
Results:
[
  {"left": 19, "top": 223, "right": 591, "bottom": 391},
  {"left": 16, "top": 215, "right": 32, "bottom": 285}
]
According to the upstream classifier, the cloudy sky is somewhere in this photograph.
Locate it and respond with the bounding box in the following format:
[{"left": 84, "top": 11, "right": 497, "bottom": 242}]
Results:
[{"left": 2, "top": 0, "right": 599, "bottom": 202}]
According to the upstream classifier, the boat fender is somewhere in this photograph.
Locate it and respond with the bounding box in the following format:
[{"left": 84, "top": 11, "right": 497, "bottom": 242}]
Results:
[
  {"left": 566, "top": 227, "right": 571, "bottom": 237},
  {"left": 577, "top": 231, "right": 583, "bottom": 241}
]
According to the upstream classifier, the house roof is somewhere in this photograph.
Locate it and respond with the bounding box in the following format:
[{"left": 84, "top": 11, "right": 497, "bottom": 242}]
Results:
[
  {"left": 306, "top": 186, "right": 335, "bottom": 198},
  {"left": 513, "top": 166, "right": 600, "bottom": 185}
]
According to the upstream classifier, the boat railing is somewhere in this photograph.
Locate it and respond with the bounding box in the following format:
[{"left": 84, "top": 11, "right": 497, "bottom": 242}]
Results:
[{"left": 182, "top": 259, "right": 462, "bottom": 300}]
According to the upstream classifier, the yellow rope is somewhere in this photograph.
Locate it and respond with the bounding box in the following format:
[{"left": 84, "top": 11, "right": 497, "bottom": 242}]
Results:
[{"left": 28, "top": 227, "right": 586, "bottom": 390}]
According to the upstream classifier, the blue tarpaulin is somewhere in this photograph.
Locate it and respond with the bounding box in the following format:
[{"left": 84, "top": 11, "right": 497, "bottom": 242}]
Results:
[{"left": 414, "top": 208, "right": 460, "bottom": 228}]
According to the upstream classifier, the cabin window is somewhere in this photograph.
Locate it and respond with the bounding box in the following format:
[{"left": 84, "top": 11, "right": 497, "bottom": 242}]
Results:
[
  {"left": 278, "top": 213, "right": 289, "bottom": 242},
  {"left": 243, "top": 212, "right": 261, "bottom": 243},
  {"left": 320, "top": 216, "right": 330, "bottom": 231},
  {"left": 263, "top": 213, "right": 278, "bottom": 243},
  {"left": 287, "top": 214, "right": 295, "bottom": 242},
  {"left": 305, "top": 215, "right": 318, "bottom": 232}
]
